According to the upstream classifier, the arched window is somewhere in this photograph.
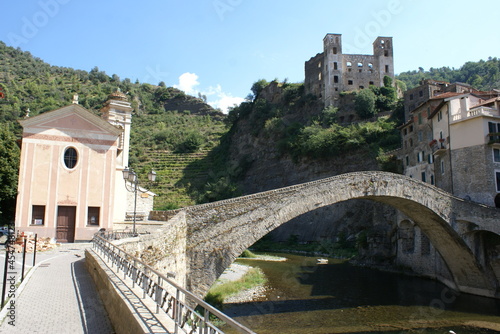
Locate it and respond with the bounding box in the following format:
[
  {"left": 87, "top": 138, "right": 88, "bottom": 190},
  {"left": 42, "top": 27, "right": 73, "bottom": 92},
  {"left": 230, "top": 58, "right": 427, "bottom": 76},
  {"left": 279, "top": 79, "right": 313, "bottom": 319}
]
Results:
[{"left": 64, "top": 147, "right": 78, "bottom": 169}]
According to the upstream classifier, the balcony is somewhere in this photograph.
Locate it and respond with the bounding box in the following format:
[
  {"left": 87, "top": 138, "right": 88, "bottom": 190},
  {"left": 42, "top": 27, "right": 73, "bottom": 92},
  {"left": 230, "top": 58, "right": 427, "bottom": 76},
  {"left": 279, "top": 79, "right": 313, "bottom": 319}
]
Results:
[
  {"left": 430, "top": 138, "right": 447, "bottom": 155},
  {"left": 488, "top": 132, "right": 500, "bottom": 144},
  {"left": 452, "top": 106, "right": 499, "bottom": 123}
]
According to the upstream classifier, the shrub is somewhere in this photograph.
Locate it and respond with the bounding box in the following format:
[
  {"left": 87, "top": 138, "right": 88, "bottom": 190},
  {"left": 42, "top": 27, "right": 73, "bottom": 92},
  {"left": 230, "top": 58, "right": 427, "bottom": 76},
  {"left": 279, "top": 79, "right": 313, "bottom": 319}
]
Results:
[
  {"left": 250, "top": 79, "right": 269, "bottom": 99},
  {"left": 355, "top": 89, "right": 377, "bottom": 119},
  {"left": 239, "top": 249, "right": 256, "bottom": 258},
  {"left": 174, "top": 130, "right": 204, "bottom": 153}
]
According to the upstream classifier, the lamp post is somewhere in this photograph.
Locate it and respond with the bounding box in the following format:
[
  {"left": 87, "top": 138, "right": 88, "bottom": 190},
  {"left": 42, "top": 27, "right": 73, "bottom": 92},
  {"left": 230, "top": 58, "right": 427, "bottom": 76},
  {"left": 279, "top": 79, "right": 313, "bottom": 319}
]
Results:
[{"left": 122, "top": 167, "right": 156, "bottom": 235}]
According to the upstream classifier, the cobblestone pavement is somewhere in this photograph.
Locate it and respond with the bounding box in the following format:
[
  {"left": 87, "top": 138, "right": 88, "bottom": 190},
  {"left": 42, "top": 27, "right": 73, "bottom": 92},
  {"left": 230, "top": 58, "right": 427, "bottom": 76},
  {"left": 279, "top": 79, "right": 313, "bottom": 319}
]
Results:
[{"left": 0, "top": 243, "right": 114, "bottom": 333}]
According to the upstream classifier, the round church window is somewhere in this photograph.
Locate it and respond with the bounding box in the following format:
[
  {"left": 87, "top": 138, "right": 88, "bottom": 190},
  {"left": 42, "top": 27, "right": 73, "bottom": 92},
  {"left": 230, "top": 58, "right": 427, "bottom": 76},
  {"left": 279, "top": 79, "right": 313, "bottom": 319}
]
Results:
[{"left": 64, "top": 147, "right": 78, "bottom": 169}]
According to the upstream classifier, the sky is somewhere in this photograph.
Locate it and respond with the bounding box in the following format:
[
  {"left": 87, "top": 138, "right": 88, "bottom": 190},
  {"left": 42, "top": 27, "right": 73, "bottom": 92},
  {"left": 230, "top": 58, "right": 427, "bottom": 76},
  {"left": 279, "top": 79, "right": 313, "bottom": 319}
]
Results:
[{"left": 1, "top": 0, "right": 499, "bottom": 113}]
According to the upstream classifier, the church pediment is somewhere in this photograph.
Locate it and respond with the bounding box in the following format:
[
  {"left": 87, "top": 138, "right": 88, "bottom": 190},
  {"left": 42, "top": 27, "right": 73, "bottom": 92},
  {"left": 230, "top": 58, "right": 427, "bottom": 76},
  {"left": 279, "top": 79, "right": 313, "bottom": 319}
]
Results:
[
  {"left": 19, "top": 104, "right": 123, "bottom": 137},
  {"left": 37, "top": 113, "right": 104, "bottom": 133}
]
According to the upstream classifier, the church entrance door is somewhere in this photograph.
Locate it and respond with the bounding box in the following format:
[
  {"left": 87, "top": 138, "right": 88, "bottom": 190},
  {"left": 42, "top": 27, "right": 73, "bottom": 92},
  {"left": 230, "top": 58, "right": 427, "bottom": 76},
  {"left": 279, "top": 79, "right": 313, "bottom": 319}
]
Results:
[{"left": 56, "top": 206, "right": 76, "bottom": 243}]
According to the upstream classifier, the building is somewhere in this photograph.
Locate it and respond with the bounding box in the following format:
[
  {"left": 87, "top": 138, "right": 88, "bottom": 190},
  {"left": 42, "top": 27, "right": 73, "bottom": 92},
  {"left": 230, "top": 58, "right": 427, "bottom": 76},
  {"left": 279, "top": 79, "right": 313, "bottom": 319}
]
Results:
[
  {"left": 429, "top": 94, "right": 500, "bottom": 206},
  {"left": 14, "top": 91, "right": 154, "bottom": 242},
  {"left": 398, "top": 80, "right": 500, "bottom": 207},
  {"left": 304, "top": 33, "right": 394, "bottom": 107},
  {"left": 402, "top": 79, "right": 476, "bottom": 124},
  {"left": 395, "top": 82, "right": 500, "bottom": 283}
]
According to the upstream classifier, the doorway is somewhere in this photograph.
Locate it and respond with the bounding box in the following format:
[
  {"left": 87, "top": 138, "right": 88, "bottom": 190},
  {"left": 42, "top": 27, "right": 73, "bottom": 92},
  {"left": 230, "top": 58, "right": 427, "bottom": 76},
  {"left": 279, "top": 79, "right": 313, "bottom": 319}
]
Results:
[{"left": 56, "top": 206, "right": 76, "bottom": 242}]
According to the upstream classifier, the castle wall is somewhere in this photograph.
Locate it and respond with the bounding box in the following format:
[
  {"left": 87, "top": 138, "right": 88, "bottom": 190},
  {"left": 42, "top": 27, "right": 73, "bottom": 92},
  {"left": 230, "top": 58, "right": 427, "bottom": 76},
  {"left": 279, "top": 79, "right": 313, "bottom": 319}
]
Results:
[
  {"left": 305, "top": 34, "right": 394, "bottom": 108},
  {"left": 304, "top": 53, "right": 324, "bottom": 99}
]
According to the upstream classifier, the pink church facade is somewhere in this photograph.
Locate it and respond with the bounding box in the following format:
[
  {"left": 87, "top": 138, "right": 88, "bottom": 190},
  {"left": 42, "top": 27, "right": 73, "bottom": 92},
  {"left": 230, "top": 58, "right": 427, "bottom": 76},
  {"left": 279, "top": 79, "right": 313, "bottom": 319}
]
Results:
[{"left": 14, "top": 91, "right": 142, "bottom": 242}]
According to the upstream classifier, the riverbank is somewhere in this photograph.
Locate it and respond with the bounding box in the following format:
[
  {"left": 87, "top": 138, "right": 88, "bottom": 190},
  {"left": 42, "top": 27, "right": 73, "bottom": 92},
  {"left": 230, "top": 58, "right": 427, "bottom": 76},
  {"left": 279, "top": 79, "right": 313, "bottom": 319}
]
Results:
[
  {"left": 222, "top": 252, "right": 500, "bottom": 334},
  {"left": 207, "top": 254, "right": 286, "bottom": 306}
]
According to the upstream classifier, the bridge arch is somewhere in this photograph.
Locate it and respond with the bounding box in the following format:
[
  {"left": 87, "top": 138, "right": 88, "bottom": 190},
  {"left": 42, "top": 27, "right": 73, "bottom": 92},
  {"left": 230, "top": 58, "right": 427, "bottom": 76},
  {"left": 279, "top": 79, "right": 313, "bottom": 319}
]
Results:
[{"left": 183, "top": 171, "right": 500, "bottom": 298}]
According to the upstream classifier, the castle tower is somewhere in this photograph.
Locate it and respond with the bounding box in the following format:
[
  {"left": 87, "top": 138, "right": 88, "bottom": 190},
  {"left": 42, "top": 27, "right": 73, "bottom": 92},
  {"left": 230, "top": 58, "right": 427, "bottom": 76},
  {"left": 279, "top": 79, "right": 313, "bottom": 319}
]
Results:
[
  {"left": 323, "top": 33, "right": 343, "bottom": 106},
  {"left": 373, "top": 37, "right": 394, "bottom": 86},
  {"left": 304, "top": 34, "right": 395, "bottom": 108},
  {"left": 100, "top": 89, "right": 133, "bottom": 168}
]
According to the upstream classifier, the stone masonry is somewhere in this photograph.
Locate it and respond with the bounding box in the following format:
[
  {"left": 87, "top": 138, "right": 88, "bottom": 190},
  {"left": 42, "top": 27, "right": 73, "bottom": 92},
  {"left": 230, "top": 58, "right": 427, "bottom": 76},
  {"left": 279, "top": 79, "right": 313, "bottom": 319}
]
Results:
[
  {"left": 305, "top": 34, "right": 394, "bottom": 107},
  {"left": 148, "top": 171, "right": 500, "bottom": 300}
]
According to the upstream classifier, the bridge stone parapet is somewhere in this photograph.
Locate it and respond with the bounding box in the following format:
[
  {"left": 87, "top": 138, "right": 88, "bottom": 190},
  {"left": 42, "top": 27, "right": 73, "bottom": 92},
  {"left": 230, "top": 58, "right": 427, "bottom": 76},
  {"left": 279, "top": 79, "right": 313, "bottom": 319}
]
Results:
[
  {"left": 177, "top": 171, "right": 500, "bottom": 299},
  {"left": 149, "top": 208, "right": 183, "bottom": 222},
  {"left": 146, "top": 171, "right": 500, "bottom": 300},
  {"left": 118, "top": 211, "right": 189, "bottom": 289}
]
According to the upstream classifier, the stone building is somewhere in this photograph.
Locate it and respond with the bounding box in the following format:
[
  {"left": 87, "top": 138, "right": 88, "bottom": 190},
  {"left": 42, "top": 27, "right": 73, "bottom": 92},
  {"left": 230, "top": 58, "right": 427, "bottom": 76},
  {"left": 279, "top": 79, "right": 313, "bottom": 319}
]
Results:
[
  {"left": 14, "top": 91, "right": 154, "bottom": 242},
  {"left": 398, "top": 80, "right": 500, "bottom": 207},
  {"left": 396, "top": 82, "right": 500, "bottom": 281},
  {"left": 402, "top": 79, "right": 476, "bottom": 123},
  {"left": 429, "top": 93, "right": 500, "bottom": 206},
  {"left": 304, "top": 33, "right": 394, "bottom": 107}
]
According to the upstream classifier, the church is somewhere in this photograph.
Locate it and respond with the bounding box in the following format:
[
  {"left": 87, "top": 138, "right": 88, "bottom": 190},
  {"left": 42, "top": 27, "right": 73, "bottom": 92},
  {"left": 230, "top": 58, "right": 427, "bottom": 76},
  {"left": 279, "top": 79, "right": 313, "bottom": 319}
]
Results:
[{"left": 14, "top": 91, "right": 154, "bottom": 242}]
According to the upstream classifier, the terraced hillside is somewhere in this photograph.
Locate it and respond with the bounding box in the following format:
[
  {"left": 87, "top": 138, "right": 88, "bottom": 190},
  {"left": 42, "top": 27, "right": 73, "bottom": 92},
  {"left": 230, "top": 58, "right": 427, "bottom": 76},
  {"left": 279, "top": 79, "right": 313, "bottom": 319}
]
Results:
[{"left": 136, "top": 150, "right": 214, "bottom": 209}]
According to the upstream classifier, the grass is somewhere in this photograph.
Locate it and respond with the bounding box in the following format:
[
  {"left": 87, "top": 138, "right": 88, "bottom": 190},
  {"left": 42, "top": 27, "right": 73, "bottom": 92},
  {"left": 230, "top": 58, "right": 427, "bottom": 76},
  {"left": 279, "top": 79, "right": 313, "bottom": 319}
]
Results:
[
  {"left": 239, "top": 249, "right": 257, "bottom": 258},
  {"left": 204, "top": 267, "right": 266, "bottom": 309}
]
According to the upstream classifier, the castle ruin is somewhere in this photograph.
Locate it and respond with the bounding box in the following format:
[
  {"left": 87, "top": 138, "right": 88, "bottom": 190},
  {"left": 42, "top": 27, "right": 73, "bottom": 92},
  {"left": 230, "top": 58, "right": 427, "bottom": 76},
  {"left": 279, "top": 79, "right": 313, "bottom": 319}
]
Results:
[{"left": 305, "top": 33, "right": 394, "bottom": 107}]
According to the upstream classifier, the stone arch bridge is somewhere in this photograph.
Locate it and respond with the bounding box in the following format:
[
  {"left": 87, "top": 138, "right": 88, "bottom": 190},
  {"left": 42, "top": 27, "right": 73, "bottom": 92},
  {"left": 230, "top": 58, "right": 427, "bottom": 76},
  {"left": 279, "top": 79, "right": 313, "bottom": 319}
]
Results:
[{"left": 146, "top": 171, "right": 500, "bottom": 299}]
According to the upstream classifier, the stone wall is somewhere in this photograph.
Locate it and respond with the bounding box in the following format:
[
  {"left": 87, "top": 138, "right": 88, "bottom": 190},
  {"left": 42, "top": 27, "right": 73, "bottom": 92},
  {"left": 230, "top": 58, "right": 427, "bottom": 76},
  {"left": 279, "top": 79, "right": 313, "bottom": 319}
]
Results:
[
  {"left": 452, "top": 145, "right": 496, "bottom": 206},
  {"left": 395, "top": 213, "right": 454, "bottom": 284},
  {"left": 304, "top": 53, "right": 324, "bottom": 99},
  {"left": 126, "top": 189, "right": 154, "bottom": 219},
  {"left": 304, "top": 34, "right": 394, "bottom": 107},
  {"left": 434, "top": 150, "right": 453, "bottom": 193},
  {"left": 85, "top": 250, "right": 153, "bottom": 334},
  {"left": 118, "top": 212, "right": 188, "bottom": 289},
  {"left": 179, "top": 171, "right": 500, "bottom": 298}
]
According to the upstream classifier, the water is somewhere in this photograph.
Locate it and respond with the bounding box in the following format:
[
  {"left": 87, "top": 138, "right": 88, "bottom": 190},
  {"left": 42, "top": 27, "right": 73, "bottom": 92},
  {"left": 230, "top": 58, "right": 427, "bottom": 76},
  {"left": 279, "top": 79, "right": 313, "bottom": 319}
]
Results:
[{"left": 222, "top": 253, "right": 500, "bottom": 334}]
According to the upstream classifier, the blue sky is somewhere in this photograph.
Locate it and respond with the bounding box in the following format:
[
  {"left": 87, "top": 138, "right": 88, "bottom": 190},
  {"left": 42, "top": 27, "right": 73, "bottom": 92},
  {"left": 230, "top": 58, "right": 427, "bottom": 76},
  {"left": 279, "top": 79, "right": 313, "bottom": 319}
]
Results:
[{"left": 1, "top": 0, "right": 499, "bottom": 112}]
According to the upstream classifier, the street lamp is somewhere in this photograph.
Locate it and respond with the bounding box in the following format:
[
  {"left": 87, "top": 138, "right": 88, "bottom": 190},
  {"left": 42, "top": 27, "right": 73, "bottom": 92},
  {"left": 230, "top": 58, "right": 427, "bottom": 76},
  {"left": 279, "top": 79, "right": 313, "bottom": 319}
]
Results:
[{"left": 122, "top": 167, "right": 156, "bottom": 235}]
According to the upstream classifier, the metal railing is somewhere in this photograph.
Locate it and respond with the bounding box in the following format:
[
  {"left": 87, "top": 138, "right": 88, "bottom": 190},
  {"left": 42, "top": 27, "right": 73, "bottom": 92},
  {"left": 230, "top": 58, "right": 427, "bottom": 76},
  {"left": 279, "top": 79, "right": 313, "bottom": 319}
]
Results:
[{"left": 92, "top": 234, "right": 256, "bottom": 334}]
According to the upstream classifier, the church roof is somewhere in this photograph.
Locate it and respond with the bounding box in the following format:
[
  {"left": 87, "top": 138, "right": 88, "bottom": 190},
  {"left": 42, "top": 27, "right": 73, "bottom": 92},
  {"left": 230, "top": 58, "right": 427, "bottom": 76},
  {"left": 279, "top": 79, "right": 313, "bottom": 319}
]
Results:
[
  {"left": 108, "top": 89, "right": 128, "bottom": 102},
  {"left": 19, "top": 104, "right": 123, "bottom": 137}
]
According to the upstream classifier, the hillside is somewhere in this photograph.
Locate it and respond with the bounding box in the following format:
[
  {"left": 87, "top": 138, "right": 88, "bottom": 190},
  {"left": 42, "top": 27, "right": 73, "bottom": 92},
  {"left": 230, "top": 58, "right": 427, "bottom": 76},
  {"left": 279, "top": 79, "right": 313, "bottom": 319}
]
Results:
[
  {"left": 396, "top": 57, "right": 500, "bottom": 90},
  {"left": 0, "top": 41, "right": 227, "bottom": 221},
  {"left": 0, "top": 39, "right": 499, "bottom": 224}
]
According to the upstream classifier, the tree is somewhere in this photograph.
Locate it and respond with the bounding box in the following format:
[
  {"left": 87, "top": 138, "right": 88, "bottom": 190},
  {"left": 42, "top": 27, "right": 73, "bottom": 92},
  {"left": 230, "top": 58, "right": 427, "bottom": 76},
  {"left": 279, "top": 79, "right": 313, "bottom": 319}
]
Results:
[
  {"left": 0, "top": 123, "right": 20, "bottom": 225},
  {"left": 377, "top": 75, "right": 397, "bottom": 111},
  {"left": 355, "top": 89, "right": 377, "bottom": 119},
  {"left": 250, "top": 79, "right": 268, "bottom": 100}
]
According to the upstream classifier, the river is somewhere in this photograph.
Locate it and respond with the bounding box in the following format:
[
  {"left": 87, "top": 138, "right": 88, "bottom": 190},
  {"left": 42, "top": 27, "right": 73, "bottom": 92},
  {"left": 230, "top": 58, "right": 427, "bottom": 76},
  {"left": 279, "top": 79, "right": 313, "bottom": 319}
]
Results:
[{"left": 222, "top": 253, "right": 500, "bottom": 334}]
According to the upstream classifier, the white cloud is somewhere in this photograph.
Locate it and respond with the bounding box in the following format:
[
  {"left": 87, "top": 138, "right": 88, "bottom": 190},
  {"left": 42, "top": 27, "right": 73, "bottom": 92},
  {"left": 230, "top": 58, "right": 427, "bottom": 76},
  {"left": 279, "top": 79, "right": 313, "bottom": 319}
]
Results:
[
  {"left": 204, "top": 84, "right": 245, "bottom": 113},
  {"left": 174, "top": 72, "right": 200, "bottom": 95},
  {"left": 174, "top": 73, "right": 245, "bottom": 113},
  {"left": 209, "top": 94, "right": 245, "bottom": 113}
]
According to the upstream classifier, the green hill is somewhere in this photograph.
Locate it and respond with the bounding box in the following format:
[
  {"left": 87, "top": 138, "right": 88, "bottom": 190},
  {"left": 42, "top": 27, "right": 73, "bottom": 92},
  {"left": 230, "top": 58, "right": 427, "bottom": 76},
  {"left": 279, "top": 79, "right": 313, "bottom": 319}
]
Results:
[
  {"left": 396, "top": 57, "right": 500, "bottom": 90},
  {"left": 0, "top": 41, "right": 228, "bottom": 222},
  {"left": 0, "top": 39, "right": 499, "bottom": 225}
]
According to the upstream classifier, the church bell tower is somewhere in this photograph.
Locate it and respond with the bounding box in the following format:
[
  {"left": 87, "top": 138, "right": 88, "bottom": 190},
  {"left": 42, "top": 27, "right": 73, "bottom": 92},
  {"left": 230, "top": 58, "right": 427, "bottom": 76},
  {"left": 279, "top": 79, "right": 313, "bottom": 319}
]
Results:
[{"left": 100, "top": 89, "right": 133, "bottom": 168}]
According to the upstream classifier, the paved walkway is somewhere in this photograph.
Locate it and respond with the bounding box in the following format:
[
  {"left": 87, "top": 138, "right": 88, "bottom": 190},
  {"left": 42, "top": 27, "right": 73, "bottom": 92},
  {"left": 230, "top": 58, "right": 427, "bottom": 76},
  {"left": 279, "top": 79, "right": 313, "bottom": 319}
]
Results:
[{"left": 0, "top": 242, "right": 114, "bottom": 333}]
